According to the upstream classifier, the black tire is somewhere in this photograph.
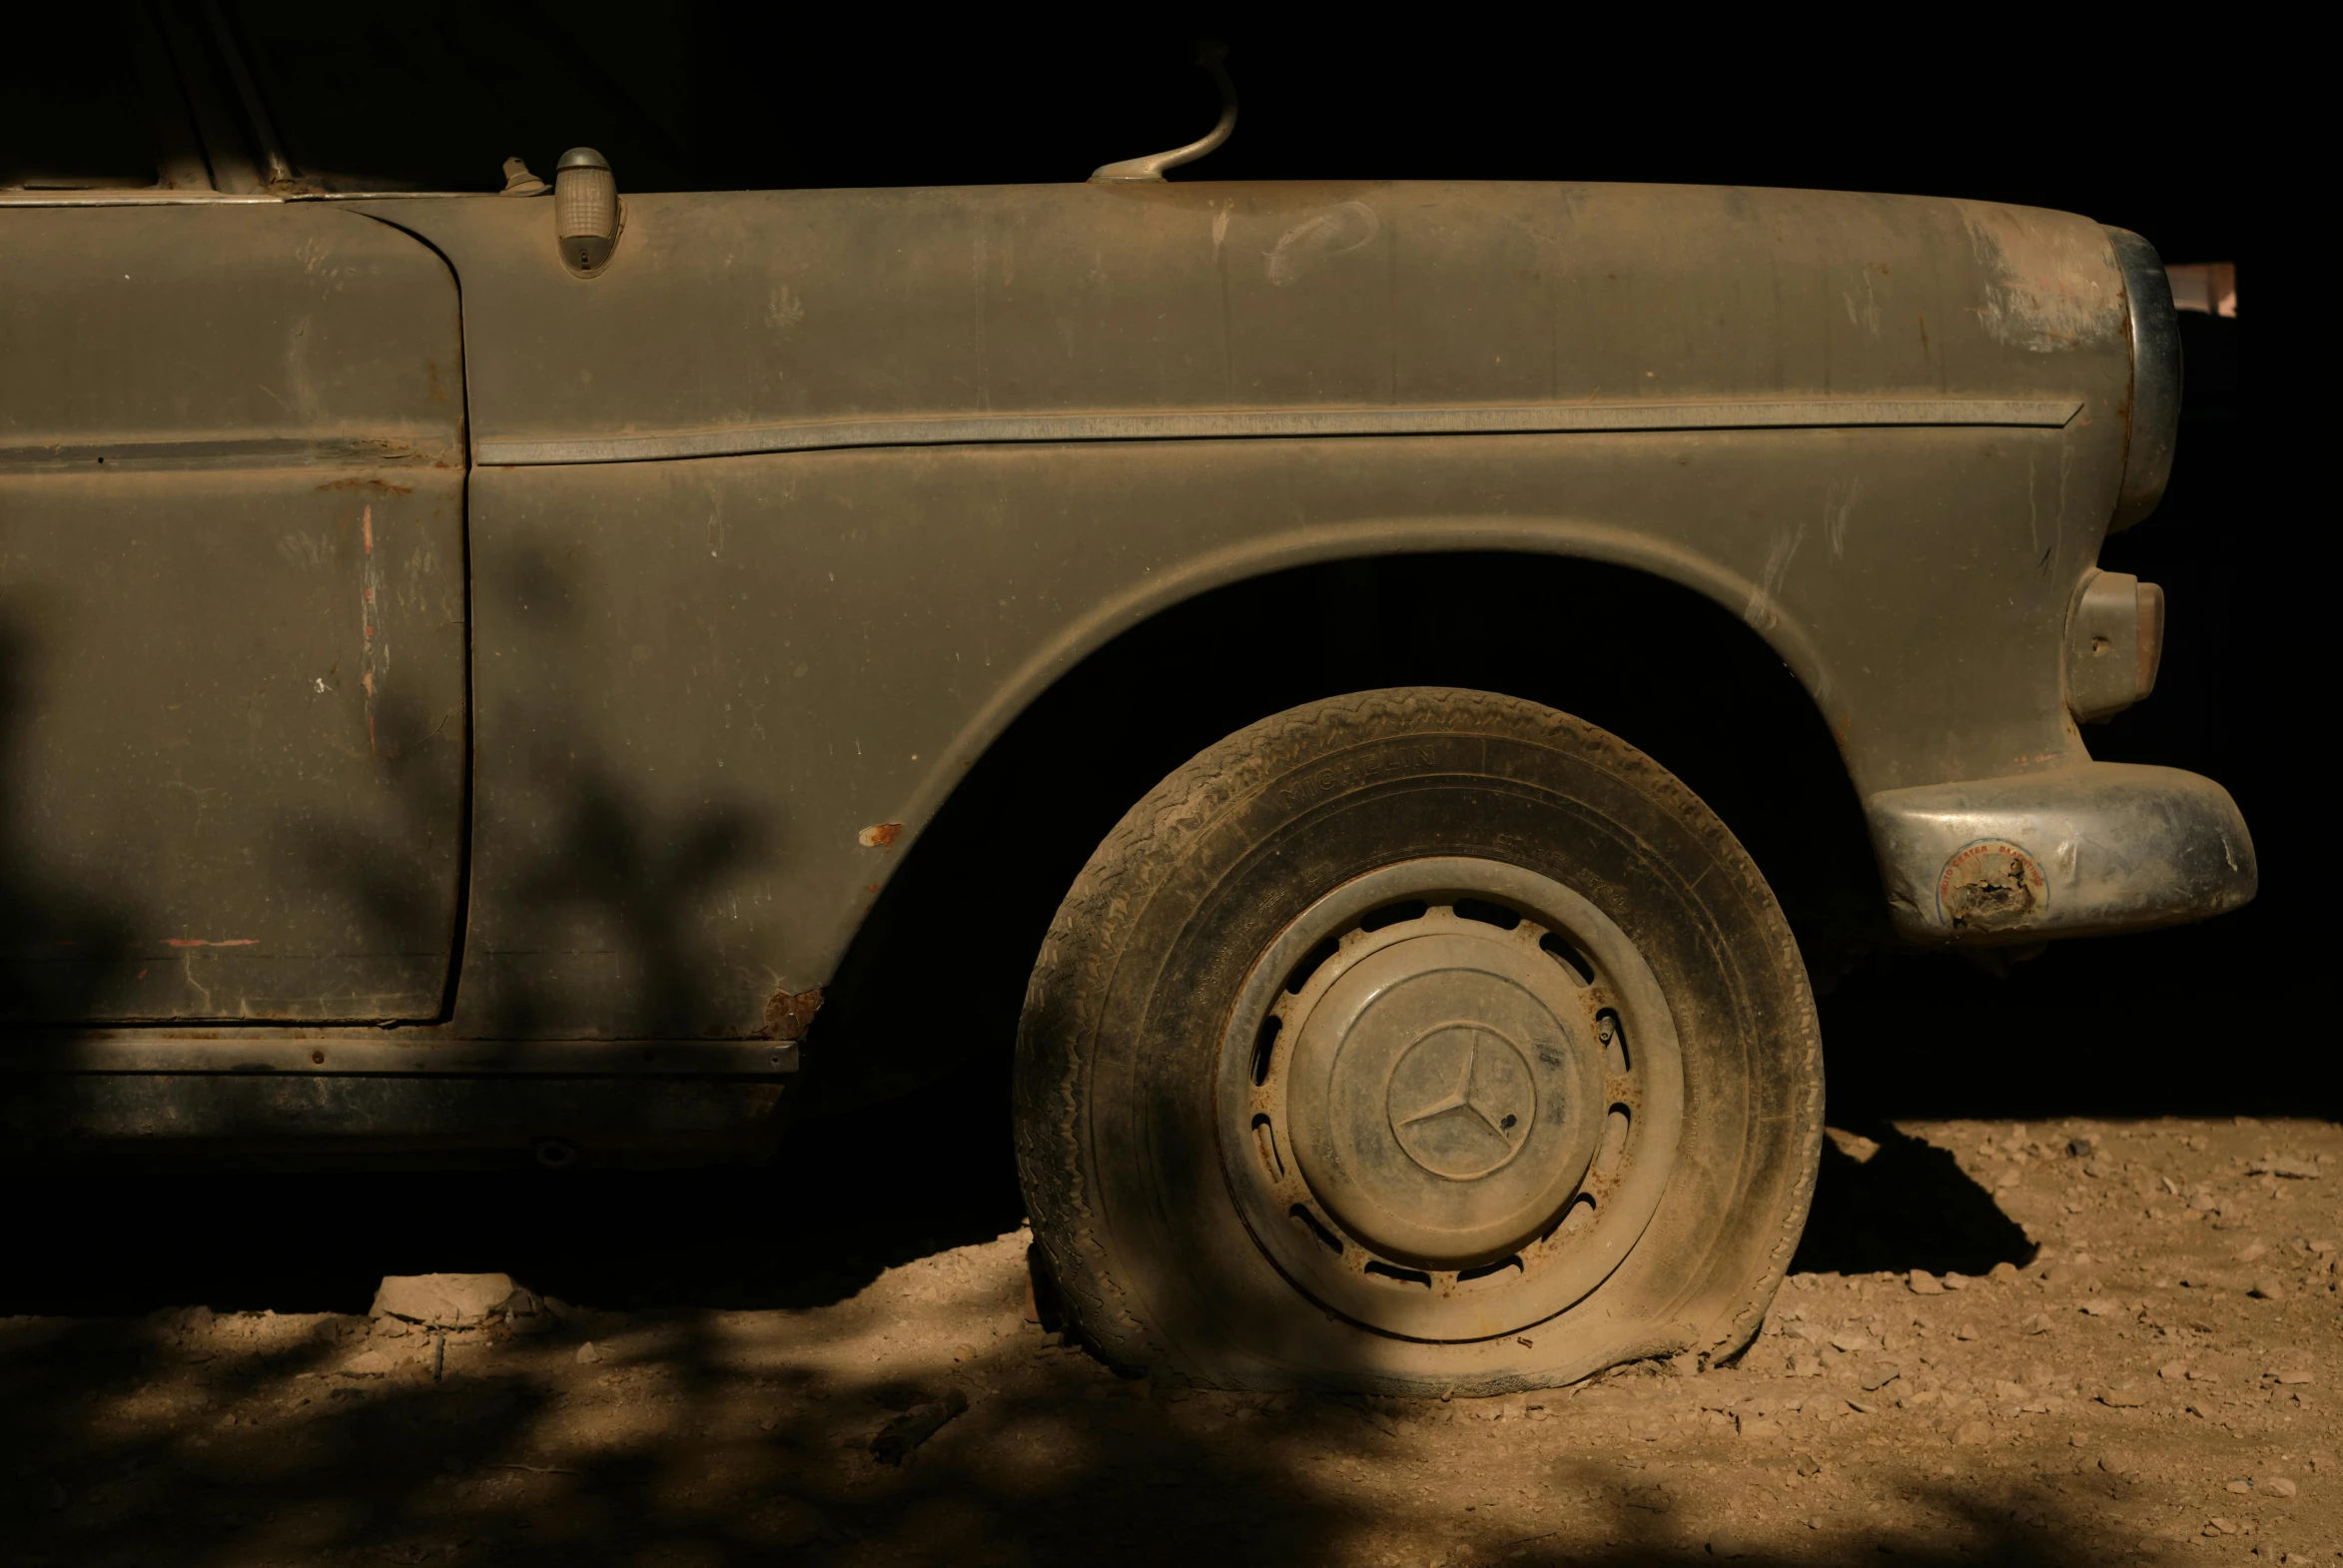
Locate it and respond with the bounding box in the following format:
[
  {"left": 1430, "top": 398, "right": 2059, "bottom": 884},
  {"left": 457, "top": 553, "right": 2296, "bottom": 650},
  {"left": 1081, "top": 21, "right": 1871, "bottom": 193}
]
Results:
[{"left": 1012, "top": 688, "right": 1823, "bottom": 1393}]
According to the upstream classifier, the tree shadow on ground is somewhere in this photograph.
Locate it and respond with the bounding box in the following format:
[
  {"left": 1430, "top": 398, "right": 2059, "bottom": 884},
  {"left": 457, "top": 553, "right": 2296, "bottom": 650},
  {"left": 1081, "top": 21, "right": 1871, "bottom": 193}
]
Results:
[
  {"left": 0, "top": 996, "right": 2213, "bottom": 1568},
  {"left": 0, "top": 1294, "right": 2161, "bottom": 1568}
]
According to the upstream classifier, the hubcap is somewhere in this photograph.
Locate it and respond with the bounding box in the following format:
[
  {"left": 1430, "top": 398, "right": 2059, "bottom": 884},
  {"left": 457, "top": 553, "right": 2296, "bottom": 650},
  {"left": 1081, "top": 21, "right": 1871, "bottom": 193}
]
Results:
[
  {"left": 1283, "top": 931, "right": 1603, "bottom": 1268},
  {"left": 1216, "top": 857, "right": 1684, "bottom": 1342},
  {"left": 1389, "top": 1024, "right": 1534, "bottom": 1179}
]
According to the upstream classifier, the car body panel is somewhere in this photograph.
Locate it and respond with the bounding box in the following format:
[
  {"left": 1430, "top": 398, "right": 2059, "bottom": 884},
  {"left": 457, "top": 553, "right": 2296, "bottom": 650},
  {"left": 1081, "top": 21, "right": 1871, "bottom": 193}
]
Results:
[
  {"left": 364, "top": 182, "right": 2131, "bottom": 451},
  {"left": 0, "top": 204, "right": 466, "bottom": 1022},
  {"left": 0, "top": 167, "right": 2255, "bottom": 1148},
  {"left": 456, "top": 423, "right": 2106, "bottom": 1037},
  {"left": 347, "top": 180, "right": 2139, "bottom": 1034}
]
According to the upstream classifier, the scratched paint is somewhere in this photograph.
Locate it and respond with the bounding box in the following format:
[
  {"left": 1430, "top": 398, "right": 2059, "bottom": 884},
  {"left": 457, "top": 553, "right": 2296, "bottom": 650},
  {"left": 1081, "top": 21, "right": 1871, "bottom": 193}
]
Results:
[
  {"left": 1952, "top": 202, "right": 2125, "bottom": 355},
  {"left": 1745, "top": 521, "right": 1809, "bottom": 629},
  {"left": 1264, "top": 204, "right": 1379, "bottom": 288},
  {"left": 765, "top": 283, "right": 805, "bottom": 332},
  {"left": 1824, "top": 477, "right": 1860, "bottom": 559},
  {"left": 359, "top": 503, "right": 389, "bottom": 756}
]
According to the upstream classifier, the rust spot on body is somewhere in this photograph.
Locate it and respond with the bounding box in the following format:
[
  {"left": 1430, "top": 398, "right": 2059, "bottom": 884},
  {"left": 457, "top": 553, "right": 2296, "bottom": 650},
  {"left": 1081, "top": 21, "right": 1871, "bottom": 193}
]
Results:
[
  {"left": 761, "top": 986, "right": 824, "bottom": 1041},
  {"left": 858, "top": 821, "right": 903, "bottom": 849}
]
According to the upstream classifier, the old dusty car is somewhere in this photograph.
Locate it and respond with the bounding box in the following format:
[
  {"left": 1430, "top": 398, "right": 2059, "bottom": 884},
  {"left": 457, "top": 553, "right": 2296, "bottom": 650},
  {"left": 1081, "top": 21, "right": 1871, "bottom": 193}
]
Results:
[{"left": 2, "top": 18, "right": 2254, "bottom": 1395}]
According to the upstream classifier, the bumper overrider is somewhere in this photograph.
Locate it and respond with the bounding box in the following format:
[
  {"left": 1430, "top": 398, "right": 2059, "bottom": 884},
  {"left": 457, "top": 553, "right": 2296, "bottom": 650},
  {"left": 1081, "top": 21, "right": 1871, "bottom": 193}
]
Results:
[
  {"left": 1866, "top": 231, "right": 2257, "bottom": 947},
  {"left": 1866, "top": 763, "right": 2256, "bottom": 945}
]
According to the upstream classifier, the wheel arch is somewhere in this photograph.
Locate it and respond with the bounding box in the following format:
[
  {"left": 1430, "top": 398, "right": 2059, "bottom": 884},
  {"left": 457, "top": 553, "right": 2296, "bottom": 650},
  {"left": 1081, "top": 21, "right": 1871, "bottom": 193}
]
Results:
[
  {"left": 905, "top": 517, "right": 1840, "bottom": 845},
  {"left": 799, "top": 536, "right": 1880, "bottom": 1118}
]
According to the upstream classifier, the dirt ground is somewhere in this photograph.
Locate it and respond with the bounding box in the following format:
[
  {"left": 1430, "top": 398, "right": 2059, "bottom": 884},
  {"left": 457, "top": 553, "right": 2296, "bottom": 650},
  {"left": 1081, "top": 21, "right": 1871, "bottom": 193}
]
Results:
[{"left": 3, "top": 1111, "right": 2336, "bottom": 1568}]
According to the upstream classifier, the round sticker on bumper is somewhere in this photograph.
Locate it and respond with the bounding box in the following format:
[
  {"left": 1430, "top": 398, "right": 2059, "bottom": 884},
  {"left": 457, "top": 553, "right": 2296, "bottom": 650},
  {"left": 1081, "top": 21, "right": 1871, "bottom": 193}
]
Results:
[{"left": 1937, "top": 839, "right": 2047, "bottom": 932}]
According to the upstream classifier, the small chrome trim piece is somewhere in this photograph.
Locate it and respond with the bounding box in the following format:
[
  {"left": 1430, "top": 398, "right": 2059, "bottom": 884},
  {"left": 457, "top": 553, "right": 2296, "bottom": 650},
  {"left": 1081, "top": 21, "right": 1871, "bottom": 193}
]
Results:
[
  {"left": 1, "top": 1037, "right": 799, "bottom": 1076},
  {"left": 204, "top": 0, "right": 294, "bottom": 187},
  {"left": 477, "top": 397, "right": 2083, "bottom": 468},
  {"left": 1093, "top": 47, "right": 1238, "bottom": 183}
]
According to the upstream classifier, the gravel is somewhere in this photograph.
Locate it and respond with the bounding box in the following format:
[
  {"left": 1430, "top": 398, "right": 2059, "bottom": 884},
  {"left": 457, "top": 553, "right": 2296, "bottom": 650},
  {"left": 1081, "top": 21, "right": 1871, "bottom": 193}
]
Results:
[{"left": 2, "top": 1114, "right": 2335, "bottom": 1566}]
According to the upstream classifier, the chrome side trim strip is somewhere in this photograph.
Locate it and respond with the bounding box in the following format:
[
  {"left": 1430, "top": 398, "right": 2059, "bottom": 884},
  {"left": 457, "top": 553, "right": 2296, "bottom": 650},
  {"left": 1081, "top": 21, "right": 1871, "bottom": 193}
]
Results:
[
  {"left": 0, "top": 433, "right": 460, "bottom": 470},
  {"left": 0, "top": 191, "right": 477, "bottom": 206},
  {"left": 0, "top": 1037, "right": 798, "bottom": 1076},
  {"left": 477, "top": 397, "right": 2083, "bottom": 467},
  {"left": 0, "top": 192, "right": 281, "bottom": 205}
]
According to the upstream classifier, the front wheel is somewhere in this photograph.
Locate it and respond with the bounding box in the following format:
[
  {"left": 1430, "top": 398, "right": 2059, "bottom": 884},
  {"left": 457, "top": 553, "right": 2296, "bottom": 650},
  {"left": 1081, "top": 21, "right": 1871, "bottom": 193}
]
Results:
[{"left": 1013, "top": 688, "right": 1822, "bottom": 1393}]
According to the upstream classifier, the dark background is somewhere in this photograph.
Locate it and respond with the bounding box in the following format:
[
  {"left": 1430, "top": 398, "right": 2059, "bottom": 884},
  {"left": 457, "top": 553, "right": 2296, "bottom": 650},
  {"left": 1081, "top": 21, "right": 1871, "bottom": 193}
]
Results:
[{"left": 3, "top": 14, "right": 2313, "bottom": 1313}]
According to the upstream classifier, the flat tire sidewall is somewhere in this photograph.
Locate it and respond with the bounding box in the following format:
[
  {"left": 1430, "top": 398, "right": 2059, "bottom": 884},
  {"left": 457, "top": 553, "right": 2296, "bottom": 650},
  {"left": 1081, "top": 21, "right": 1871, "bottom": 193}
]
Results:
[{"left": 1015, "top": 689, "right": 1822, "bottom": 1392}]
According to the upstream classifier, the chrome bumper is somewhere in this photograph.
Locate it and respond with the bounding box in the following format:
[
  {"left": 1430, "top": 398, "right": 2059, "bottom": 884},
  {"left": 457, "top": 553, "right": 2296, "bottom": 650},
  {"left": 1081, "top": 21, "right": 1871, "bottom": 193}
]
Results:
[{"left": 1865, "top": 762, "right": 2256, "bottom": 945}]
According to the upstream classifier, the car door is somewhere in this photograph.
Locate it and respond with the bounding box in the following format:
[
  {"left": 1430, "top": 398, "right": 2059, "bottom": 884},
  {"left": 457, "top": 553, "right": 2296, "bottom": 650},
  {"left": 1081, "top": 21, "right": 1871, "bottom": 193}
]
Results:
[{"left": 0, "top": 195, "right": 470, "bottom": 1025}]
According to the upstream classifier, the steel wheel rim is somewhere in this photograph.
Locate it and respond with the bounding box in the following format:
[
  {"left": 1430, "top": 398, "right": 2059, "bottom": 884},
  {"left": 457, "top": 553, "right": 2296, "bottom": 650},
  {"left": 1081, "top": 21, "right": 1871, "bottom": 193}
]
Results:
[{"left": 1214, "top": 855, "right": 1685, "bottom": 1342}]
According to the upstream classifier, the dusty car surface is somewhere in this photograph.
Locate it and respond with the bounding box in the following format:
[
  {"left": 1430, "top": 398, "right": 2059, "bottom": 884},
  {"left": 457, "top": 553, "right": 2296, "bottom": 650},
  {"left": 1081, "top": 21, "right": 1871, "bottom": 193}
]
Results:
[{"left": 1, "top": 15, "right": 2253, "bottom": 1394}]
